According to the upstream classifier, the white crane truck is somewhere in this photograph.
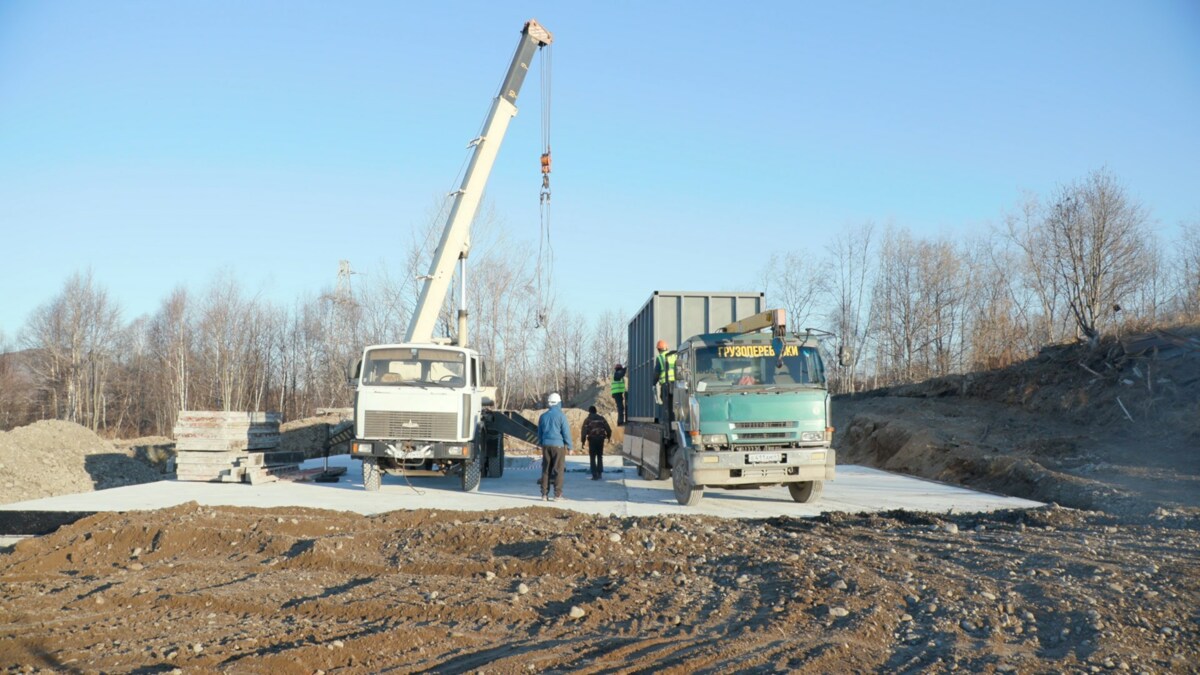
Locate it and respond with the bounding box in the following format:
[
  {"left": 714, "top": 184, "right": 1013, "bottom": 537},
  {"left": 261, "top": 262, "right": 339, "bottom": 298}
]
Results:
[{"left": 347, "top": 20, "right": 551, "bottom": 491}]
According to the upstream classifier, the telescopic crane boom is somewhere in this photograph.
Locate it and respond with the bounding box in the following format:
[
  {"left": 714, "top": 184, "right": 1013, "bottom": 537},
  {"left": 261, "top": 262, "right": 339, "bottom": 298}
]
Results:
[{"left": 404, "top": 19, "right": 553, "bottom": 346}]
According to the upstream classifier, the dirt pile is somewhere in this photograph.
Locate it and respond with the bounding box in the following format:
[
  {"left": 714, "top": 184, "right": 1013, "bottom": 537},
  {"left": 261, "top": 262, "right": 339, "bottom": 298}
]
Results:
[
  {"left": 0, "top": 421, "right": 162, "bottom": 505},
  {"left": 567, "top": 377, "right": 618, "bottom": 416},
  {"left": 280, "top": 412, "right": 354, "bottom": 459},
  {"left": 877, "top": 328, "right": 1200, "bottom": 430},
  {"left": 512, "top": 407, "right": 624, "bottom": 455},
  {"left": 111, "top": 436, "right": 174, "bottom": 472},
  {"left": 836, "top": 327, "right": 1200, "bottom": 516},
  {"left": 1, "top": 504, "right": 1195, "bottom": 673}
]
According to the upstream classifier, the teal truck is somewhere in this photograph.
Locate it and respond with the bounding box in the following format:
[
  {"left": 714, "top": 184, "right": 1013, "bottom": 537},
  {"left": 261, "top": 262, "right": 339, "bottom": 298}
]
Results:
[{"left": 621, "top": 291, "right": 839, "bottom": 506}]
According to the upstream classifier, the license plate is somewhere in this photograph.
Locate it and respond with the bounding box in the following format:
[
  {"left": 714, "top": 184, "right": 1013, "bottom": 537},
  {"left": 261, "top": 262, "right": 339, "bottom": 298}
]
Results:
[{"left": 748, "top": 452, "right": 783, "bottom": 464}]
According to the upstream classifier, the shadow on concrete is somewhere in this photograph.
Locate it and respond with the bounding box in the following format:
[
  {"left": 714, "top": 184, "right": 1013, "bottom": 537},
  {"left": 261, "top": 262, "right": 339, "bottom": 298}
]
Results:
[
  {"left": 127, "top": 442, "right": 175, "bottom": 473},
  {"left": 83, "top": 453, "right": 163, "bottom": 490}
]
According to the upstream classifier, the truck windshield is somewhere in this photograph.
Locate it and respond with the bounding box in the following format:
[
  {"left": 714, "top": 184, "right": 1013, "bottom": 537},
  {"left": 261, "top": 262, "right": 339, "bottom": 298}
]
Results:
[
  {"left": 361, "top": 347, "right": 466, "bottom": 387},
  {"left": 693, "top": 343, "right": 824, "bottom": 389}
]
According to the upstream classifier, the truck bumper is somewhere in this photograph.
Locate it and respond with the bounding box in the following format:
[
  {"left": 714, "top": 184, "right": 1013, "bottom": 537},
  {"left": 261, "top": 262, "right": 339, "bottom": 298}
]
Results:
[
  {"left": 690, "top": 447, "right": 835, "bottom": 486},
  {"left": 350, "top": 440, "right": 471, "bottom": 462}
]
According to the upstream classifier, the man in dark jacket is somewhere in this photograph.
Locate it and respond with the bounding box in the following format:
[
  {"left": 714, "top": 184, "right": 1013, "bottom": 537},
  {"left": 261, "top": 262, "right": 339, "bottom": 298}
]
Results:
[
  {"left": 537, "top": 392, "right": 573, "bottom": 501},
  {"left": 581, "top": 405, "right": 612, "bottom": 480}
]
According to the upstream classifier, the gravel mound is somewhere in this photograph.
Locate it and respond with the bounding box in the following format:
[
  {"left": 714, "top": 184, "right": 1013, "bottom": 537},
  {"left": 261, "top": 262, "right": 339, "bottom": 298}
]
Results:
[{"left": 0, "top": 420, "right": 162, "bottom": 505}]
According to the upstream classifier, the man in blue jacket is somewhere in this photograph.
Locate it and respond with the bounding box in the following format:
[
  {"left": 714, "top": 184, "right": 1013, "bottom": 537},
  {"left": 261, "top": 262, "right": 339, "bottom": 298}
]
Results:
[{"left": 537, "top": 392, "right": 573, "bottom": 501}]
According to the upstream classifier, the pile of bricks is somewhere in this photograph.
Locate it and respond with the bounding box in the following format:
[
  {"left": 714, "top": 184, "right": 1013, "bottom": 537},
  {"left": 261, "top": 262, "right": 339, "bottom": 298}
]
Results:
[{"left": 172, "top": 411, "right": 301, "bottom": 484}]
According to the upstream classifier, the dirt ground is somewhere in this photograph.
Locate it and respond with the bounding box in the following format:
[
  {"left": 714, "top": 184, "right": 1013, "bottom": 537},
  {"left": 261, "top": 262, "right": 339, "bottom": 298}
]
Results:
[
  {"left": 1, "top": 330, "right": 1197, "bottom": 673},
  {"left": 835, "top": 329, "right": 1200, "bottom": 517},
  {"left": 1, "top": 503, "right": 1197, "bottom": 674}
]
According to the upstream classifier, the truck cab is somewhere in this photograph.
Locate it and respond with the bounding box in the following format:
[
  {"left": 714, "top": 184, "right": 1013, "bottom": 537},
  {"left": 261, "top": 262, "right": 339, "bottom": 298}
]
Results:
[{"left": 349, "top": 344, "right": 493, "bottom": 491}]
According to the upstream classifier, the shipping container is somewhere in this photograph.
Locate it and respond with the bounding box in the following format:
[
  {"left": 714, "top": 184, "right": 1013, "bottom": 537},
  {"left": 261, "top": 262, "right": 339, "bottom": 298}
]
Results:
[{"left": 626, "top": 290, "right": 764, "bottom": 421}]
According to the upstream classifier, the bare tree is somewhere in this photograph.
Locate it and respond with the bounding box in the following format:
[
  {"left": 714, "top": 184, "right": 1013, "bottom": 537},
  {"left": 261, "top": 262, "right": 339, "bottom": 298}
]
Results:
[
  {"left": 145, "top": 287, "right": 192, "bottom": 433},
  {"left": 823, "top": 222, "right": 876, "bottom": 393},
  {"left": 1117, "top": 235, "right": 1169, "bottom": 333},
  {"left": 191, "top": 273, "right": 280, "bottom": 412},
  {"left": 0, "top": 330, "right": 36, "bottom": 430},
  {"left": 870, "top": 228, "right": 968, "bottom": 383},
  {"left": 1174, "top": 220, "right": 1200, "bottom": 320},
  {"left": 760, "top": 251, "right": 823, "bottom": 332},
  {"left": 21, "top": 271, "right": 121, "bottom": 429},
  {"left": 1037, "top": 169, "right": 1151, "bottom": 344},
  {"left": 963, "top": 236, "right": 1030, "bottom": 371},
  {"left": 587, "top": 310, "right": 626, "bottom": 383},
  {"left": 1004, "top": 195, "right": 1072, "bottom": 346}
]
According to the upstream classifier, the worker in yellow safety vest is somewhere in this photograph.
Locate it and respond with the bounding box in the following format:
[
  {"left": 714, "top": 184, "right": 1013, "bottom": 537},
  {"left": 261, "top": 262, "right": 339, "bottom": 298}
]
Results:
[
  {"left": 653, "top": 340, "right": 677, "bottom": 422},
  {"left": 610, "top": 363, "right": 627, "bottom": 426}
]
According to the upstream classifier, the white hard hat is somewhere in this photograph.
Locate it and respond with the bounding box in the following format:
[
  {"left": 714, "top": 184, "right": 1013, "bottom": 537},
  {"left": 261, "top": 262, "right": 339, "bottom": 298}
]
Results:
[{"left": 548, "top": 392, "right": 561, "bottom": 406}]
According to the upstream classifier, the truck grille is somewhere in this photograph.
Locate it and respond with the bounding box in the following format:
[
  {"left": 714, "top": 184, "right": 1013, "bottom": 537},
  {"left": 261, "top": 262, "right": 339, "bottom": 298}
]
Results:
[
  {"left": 737, "top": 431, "right": 790, "bottom": 440},
  {"left": 732, "top": 421, "right": 790, "bottom": 429},
  {"left": 364, "top": 411, "right": 459, "bottom": 439}
]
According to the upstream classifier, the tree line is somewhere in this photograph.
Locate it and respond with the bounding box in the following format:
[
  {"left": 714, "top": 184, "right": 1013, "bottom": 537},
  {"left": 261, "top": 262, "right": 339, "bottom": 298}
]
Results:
[
  {"left": 0, "top": 208, "right": 625, "bottom": 435},
  {"left": 763, "top": 168, "right": 1199, "bottom": 393},
  {"left": 1, "top": 168, "right": 1197, "bottom": 435}
]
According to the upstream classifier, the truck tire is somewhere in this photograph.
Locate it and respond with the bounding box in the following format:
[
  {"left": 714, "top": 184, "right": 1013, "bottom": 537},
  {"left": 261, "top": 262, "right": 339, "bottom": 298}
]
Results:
[
  {"left": 461, "top": 456, "right": 482, "bottom": 492},
  {"left": 788, "top": 480, "right": 823, "bottom": 503},
  {"left": 640, "top": 462, "right": 664, "bottom": 481},
  {"left": 362, "top": 457, "right": 381, "bottom": 492},
  {"left": 484, "top": 439, "right": 504, "bottom": 479},
  {"left": 672, "top": 459, "right": 703, "bottom": 506}
]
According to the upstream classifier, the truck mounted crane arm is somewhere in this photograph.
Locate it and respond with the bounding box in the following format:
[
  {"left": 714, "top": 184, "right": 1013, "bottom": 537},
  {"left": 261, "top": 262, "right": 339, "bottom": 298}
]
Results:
[
  {"left": 404, "top": 19, "right": 553, "bottom": 346},
  {"left": 716, "top": 309, "right": 787, "bottom": 337}
]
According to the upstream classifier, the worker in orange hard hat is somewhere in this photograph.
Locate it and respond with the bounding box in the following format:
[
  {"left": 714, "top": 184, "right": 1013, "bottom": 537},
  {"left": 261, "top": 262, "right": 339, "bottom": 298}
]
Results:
[
  {"left": 610, "top": 363, "right": 627, "bottom": 426},
  {"left": 653, "top": 340, "right": 677, "bottom": 423},
  {"left": 654, "top": 341, "right": 676, "bottom": 384}
]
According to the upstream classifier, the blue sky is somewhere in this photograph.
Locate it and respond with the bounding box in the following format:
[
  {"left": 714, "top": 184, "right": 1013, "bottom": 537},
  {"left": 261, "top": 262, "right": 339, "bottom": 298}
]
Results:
[{"left": 2, "top": 1, "right": 1198, "bottom": 337}]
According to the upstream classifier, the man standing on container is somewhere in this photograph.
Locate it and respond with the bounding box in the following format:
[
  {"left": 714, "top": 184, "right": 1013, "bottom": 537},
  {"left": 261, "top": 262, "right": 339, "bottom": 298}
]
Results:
[
  {"left": 611, "top": 363, "right": 627, "bottom": 426},
  {"left": 654, "top": 340, "right": 676, "bottom": 422},
  {"left": 537, "top": 392, "right": 572, "bottom": 501}
]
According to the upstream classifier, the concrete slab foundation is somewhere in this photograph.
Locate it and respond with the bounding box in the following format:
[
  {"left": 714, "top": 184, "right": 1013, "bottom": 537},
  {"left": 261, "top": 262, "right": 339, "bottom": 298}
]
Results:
[{"left": 0, "top": 454, "right": 1041, "bottom": 523}]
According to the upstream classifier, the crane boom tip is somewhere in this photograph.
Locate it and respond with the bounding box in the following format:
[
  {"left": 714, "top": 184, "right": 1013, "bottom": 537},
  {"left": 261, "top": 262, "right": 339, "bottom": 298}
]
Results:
[{"left": 525, "top": 19, "right": 553, "bottom": 46}]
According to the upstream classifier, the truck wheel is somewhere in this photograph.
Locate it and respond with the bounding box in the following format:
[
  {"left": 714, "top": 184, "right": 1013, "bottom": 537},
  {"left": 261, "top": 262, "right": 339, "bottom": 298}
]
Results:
[
  {"left": 672, "top": 460, "right": 703, "bottom": 506},
  {"left": 461, "top": 456, "right": 482, "bottom": 492},
  {"left": 362, "top": 457, "right": 381, "bottom": 492},
  {"left": 484, "top": 441, "right": 504, "bottom": 479},
  {"left": 788, "top": 480, "right": 823, "bottom": 503}
]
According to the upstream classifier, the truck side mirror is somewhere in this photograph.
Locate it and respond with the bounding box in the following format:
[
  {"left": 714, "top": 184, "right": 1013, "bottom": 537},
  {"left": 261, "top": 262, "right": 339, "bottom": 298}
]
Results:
[{"left": 346, "top": 358, "right": 362, "bottom": 388}]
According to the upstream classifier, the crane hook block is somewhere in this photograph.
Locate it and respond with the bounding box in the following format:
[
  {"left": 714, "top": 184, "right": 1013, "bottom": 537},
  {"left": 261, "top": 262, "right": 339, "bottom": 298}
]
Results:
[{"left": 540, "top": 152, "right": 551, "bottom": 175}]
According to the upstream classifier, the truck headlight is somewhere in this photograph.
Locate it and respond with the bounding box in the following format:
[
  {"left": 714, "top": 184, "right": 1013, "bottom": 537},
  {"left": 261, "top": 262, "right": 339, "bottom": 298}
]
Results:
[
  {"left": 800, "top": 431, "right": 823, "bottom": 442},
  {"left": 701, "top": 434, "right": 728, "bottom": 445}
]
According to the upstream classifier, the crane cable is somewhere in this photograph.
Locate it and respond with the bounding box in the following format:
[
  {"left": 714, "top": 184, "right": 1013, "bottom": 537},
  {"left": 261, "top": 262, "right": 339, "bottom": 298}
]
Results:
[{"left": 535, "top": 43, "right": 553, "bottom": 328}]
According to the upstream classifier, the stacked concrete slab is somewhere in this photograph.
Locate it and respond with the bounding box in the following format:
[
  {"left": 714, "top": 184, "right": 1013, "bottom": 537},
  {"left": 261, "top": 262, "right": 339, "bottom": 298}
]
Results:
[{"left": 172, "top": 411, "right": 300, "bottom": 484}]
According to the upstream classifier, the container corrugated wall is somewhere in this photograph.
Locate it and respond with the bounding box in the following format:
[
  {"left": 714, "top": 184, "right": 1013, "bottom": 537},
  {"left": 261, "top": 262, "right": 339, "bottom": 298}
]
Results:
[{"left": 626, "top": 291, "right": 764, "bottom": 420}]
